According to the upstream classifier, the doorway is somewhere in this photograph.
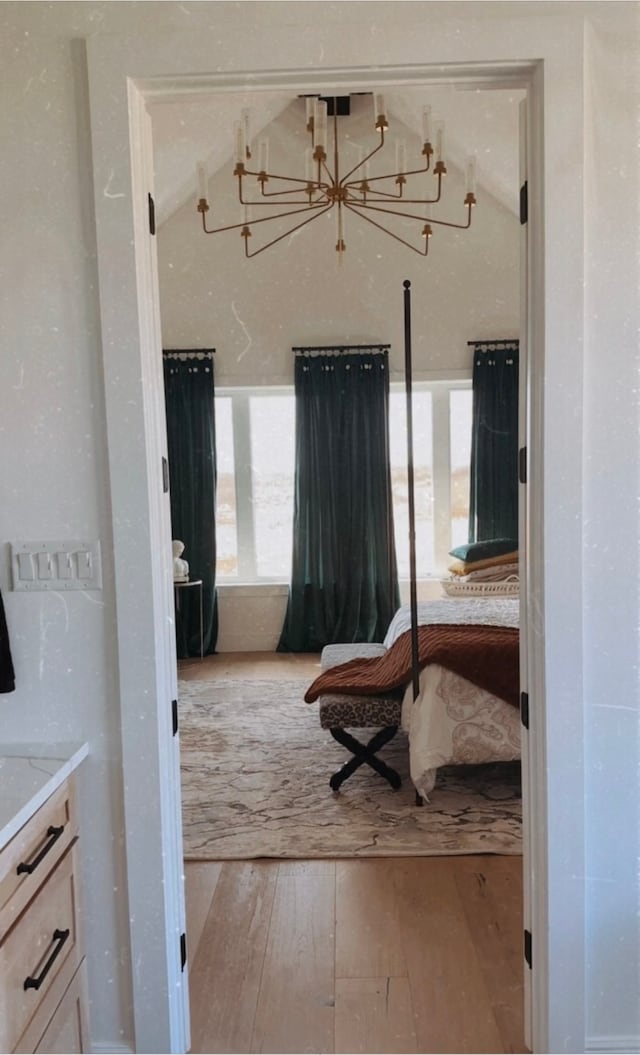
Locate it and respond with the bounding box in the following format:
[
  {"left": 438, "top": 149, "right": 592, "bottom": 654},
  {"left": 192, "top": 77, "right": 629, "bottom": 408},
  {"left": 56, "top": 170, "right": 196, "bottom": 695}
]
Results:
[
  {"left": 88, "top": 34, "right": 584, "bottom": 1051},
  {"left": 150, "top": 74, "right": 530, "bottom": 1054}
]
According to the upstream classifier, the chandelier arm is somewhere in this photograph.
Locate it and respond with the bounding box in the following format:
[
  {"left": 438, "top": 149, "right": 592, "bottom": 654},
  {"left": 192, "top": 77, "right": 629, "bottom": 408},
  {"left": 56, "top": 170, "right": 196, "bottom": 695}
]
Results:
[
  {"left": 201, "top": 201, "right": 328, "bottom": 235},
  {"left": 246, "top": 194, "right": 329, "bottom": 206},
  {"left": 238, "top": 170, "right": 329, "bottom": 204},
  {"left": 346, "top": 185, "right": 404, "bottom": 202},
  {"left": 345, "top": 203, "right": 429, "bottom": 257},
  {"left": 354, "top": 159, "right": 430, "bottom": 186},
  {"left": 350, "top": 199, "right": 473, "bottom": 230},
  {"left": 242, "top": 167, "right": 303, "bottom": 184},
  {"left": 350, "top": 189, "right": 443, "bottom": 205},
  {"left": 320, "top": 159, "right": 336, "bottom": 186},
  {"left": 344, "top": 170, "right": 443, "bottom": 205},
  {"left": 243, "top": 203, "right": 333, "bottom": 257},
  {"left": 248, "top": 170, "right": 330, "bottom": 190},
  {"left": 258, "top": 184, "right": 330, "bottom": 200},
  {"left": 339, "top": 131, "right": 386, "bottom": 185}
]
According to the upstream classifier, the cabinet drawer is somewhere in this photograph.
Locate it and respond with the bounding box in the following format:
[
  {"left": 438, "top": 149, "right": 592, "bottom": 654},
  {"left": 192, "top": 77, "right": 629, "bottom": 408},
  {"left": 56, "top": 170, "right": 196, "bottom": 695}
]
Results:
[
  {"left": 16, "top": 958, "right": 89, "bottom": 1054},
  {"left": 0, "top": 845, "right": 81, "bottom": 1054},
  {"left": 32, "top": 958, "right": 88, "bottom": 1054},
  {"left": 0, "top": 781, "right": 77, "bottom": 935}
]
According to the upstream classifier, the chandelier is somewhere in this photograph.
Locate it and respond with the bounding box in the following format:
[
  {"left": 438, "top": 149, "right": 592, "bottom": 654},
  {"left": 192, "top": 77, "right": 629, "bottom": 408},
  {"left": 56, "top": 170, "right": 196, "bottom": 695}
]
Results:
[{"left": 196, "top": 94, "right": 477, "bottom": 261}]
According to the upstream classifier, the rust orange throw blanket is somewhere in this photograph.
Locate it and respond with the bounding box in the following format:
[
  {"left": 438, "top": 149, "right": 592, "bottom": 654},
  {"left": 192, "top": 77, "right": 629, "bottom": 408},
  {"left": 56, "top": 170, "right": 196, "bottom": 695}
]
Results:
[{"left": 304, "top": 623, "right": 520, "bottom": 707}]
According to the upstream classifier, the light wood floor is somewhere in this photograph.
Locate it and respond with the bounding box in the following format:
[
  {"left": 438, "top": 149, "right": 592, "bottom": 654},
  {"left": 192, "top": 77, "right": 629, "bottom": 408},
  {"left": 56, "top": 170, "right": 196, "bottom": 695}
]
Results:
[{"left": 182, "top": 653, "right": 525, "bottom": 1054}]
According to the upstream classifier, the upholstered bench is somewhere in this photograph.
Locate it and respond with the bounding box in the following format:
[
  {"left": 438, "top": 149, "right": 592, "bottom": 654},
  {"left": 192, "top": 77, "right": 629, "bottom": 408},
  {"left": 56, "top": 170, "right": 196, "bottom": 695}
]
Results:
[{"left": 319, "top": 643, "right": 403, "bottom": 792}]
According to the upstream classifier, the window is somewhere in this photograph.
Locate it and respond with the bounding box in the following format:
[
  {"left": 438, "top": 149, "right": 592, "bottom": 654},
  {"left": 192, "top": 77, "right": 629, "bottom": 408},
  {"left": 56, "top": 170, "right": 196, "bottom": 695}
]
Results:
[
  {"left": 388, "top": 381, "right": 472, "bottom": 576},
  {"left": 215, "top": 379, "right": 471, "bottom": 582},
  {"left": 215, "top": 388, "right": 295, "bottom": 581}
]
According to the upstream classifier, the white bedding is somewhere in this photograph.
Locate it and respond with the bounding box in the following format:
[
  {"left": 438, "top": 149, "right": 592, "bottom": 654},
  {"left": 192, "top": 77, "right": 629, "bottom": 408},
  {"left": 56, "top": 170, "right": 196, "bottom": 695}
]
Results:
[
  {"left": 386, "top": 599, "right": 521, "bottom": 799},
  {"left": 384, "top": 597, "right": 519, "bottom": 649},
  {"left": 401, "top": 666, "right": 520, "bottom": 798}
]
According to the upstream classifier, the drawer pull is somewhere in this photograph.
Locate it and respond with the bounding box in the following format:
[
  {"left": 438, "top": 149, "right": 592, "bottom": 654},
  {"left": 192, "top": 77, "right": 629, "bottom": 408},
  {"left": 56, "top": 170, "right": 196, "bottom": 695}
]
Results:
[
  {"left": 24, "top": 928, "right": 70, "bottom": 991},
  {"left": 16, "top": 824, "right": 64, "bottom": 876}
]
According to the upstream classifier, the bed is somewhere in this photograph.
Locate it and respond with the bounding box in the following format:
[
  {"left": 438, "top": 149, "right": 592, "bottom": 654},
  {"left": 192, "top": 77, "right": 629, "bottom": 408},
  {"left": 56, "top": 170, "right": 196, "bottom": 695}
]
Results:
[
  {"left": 383, "top": 597, "right": 520, "bottom": 798},
  {"left": 305, "top": 595, "right": 520, "bottom": 800}
]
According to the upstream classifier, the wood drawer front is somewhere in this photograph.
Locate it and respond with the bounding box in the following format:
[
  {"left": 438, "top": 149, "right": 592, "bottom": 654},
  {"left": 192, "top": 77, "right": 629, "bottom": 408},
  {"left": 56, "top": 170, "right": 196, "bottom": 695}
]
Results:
[
  {"left": 13, "top": 954, "right": 87, "bottom": 1055},
  {"left": 0, "top": 781, "right": 77, "bottom": 935},
  {"left": 30, "top": 959, "right": 88, "bottom": 1054},
  {"left": 0, "top": 846, "right": 81, "bottom": 1054}
]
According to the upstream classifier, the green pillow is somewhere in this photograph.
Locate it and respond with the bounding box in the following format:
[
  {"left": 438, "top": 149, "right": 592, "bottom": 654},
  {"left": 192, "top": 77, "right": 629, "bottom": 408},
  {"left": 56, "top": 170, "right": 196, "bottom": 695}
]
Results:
[{"left": 449, "top": 538, "right": 518, "bottom": 562}]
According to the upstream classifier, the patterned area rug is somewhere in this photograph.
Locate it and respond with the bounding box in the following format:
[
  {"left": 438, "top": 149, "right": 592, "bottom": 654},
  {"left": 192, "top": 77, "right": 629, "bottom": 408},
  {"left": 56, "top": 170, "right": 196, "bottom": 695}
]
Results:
[{"left": 179, "top": 677, "right": 522, "bottom": 859}]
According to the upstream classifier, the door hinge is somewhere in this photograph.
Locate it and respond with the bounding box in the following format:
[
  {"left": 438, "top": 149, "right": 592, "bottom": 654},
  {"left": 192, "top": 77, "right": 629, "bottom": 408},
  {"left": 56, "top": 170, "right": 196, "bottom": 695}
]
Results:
[
  {"left": 148, "top": 192, "right": 156, "bottom": 236},
  {"left": 519, "top": 446, "right": 527, "bottom": 484},
  {"left": 520, "top": 691, "right": 529, "bottom": 730},
  {"left": 162, "top": 456, "right": 169, "bottom": 493},
  {"left": 172, "top": 698, "right": 178, "bottom": 736},
  {"left": 180, "top": 932, "right": 187, "bottom": 972},
  {"left": 524, "top": 928, "right": 532, "bottom": 969},
  {"left": 520, "top": 181, "right": 528, "bottom": 224}
]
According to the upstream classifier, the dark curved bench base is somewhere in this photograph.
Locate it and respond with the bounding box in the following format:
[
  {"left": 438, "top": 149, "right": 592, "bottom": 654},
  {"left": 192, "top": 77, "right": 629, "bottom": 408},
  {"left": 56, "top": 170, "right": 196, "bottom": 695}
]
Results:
[{"left": 328, "top": 725, "right": 402, "bottom": 791}]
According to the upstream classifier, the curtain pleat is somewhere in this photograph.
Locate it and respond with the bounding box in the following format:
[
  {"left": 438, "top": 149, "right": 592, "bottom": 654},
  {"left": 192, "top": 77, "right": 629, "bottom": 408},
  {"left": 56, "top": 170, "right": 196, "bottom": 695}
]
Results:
[
  {"left": 278, "top": 349, "right": 400, "bottom": 652},
  {"left": 163, "top": 351, "right": 218, "bottom": 657},
  {"left": 0, "top": 588, "right": 15, "bottom": 693},
  {"left": 468, "top": 343, "right": 519, "bottom": 543}
]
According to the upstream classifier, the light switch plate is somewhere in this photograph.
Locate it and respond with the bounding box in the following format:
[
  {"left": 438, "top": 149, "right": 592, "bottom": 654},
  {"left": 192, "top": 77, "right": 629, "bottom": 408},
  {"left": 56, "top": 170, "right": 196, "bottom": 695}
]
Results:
[{"left": 10, "top": 541, "right": 103, "bottom": 591}]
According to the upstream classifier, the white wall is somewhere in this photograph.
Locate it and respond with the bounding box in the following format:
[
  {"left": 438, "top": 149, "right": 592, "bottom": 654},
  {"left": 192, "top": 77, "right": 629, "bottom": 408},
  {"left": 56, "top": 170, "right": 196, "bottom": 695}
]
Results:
[
  {"left": 583, "top": 19, "right": 640, "bottom": 1048},
  {"left": 216, "top": 584, "right": 288, "bottom": 651},
  {"left": 0, "top": 7, "right": 134, "bottom": 1046},
  {"left": 0, "top": 3, "right": 637, "bottom": 1051}
]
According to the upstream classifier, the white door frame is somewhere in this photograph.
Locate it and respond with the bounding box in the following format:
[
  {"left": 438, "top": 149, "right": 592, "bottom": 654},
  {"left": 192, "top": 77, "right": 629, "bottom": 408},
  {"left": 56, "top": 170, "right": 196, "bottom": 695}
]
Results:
[{"left": 87, "top": 24, "right": 587, "bottom": 1053}]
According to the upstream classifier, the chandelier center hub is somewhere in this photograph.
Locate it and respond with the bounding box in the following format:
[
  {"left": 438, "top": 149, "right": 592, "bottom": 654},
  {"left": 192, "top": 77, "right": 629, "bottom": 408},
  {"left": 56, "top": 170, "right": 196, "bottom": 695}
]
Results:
[{"left": 325, "top": 185, "right": 348, "bottom": 204}]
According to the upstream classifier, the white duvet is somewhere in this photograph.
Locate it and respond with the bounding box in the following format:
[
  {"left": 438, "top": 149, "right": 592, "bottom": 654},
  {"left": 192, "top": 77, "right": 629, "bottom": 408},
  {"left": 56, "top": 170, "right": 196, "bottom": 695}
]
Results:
[{"left": 385, "top": 599, "right": 521, "bottom": 800}]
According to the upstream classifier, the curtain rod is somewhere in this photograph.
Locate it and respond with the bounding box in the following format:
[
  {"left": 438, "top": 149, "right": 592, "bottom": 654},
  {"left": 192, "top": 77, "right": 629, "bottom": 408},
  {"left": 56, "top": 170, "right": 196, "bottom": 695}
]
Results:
[
  {"left": 162, "top": 348, "right": 216, "bottom": 357},
  {"left": 293, "top": 344, "right": 390, "bottom": 353},
  {"left": 467, "top": 339, "right": 519, "bottom": 347}
]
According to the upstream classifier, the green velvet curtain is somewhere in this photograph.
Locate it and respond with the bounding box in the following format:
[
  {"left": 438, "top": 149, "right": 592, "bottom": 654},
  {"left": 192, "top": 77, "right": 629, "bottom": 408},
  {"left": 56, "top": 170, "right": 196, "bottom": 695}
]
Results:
[
  {"left": 278, "top": 346, "right": 400, "bottom": 652},
  {"left": 468, "top": 341, "right": 519, "bottom": 543},
  {"left": 163, "top": 350, "right": 218, "bottom": 657}
]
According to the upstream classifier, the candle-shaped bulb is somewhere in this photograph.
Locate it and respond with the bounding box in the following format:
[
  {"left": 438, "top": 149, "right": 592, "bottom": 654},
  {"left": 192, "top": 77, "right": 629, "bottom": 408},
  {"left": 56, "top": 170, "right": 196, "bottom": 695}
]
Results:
[
  {"left": 356, "top": 146, "right": 370, "bottom": 180},
  {"left": 196, "top": 162, "right": 208, "bottom": 201},
  {"left": 258, "top": 139, "right": 269, "bottom": 174},
  {"left": 305, "top": 97, "right": 314, "bottom": 125},
  {"left": 422, "top": 105, "right": 432, "bottom": 145},
  {"left": 395, "top": 139, "right": 407, "bottom": 174},
  {"left": 314, "top": 98, "right": 327, "bottom": 151},
  {"left": 242, "top": 108, "right": 251, "bottom": 157},
  {"left": 435, "top": 120, "right": 445, "bottom": 162},
  {"left": 373, "top": 92, "right": 387, "bottom": 127},
  {"left": 466, "top": 155, "right": 477, "bottom": 195},
  {"left": 305, "top": 147, "right": 314, "bottom": 183},
  {"left": 336, "top": 203, "right": 346, "bottom": 246},
  {"left": 234, "top": 121, "right": 246, "bottom": 165}
]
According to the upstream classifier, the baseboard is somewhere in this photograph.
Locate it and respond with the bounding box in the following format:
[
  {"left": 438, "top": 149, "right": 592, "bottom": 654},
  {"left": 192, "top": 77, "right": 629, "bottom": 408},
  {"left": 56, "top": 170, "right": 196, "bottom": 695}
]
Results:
[
  {"left": 585, "top": 1035, "right": 639, "bottom": 1053},
  {"left": 91, "top": 1045, "right": 134, "bottom": 1054}
]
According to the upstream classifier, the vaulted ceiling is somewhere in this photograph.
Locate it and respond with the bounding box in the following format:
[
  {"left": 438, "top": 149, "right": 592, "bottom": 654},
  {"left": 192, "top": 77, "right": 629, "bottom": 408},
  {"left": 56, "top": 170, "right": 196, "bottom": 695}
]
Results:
[{"left": 150, "top": 84, "right": 524, "bottom": 229}]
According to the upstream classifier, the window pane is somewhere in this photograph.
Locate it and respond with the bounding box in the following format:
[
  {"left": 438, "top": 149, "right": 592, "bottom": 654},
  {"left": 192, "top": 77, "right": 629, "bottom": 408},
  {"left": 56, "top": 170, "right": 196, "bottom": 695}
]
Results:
[
  {"left": 450, "top": 388, "right": 473, "bottom": 549},
  {"left": 249, "top": 394, "right": 295, "bottom": 578},
  {"left": 389, "top": 390, "right": 434, "bottom": 576},
  {"left": 215, "top": 396, "right": 238, "bottom": 577}
]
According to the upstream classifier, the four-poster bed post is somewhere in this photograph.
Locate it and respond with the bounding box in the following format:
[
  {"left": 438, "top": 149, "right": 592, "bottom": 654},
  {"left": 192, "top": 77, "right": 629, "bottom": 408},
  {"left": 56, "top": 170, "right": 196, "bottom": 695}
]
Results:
[
  {"left": 403, "top": 280, "right": 423, "bottom": 805},
  {"left": 403, "top": 279, "right": 420, "bottom": 703}
]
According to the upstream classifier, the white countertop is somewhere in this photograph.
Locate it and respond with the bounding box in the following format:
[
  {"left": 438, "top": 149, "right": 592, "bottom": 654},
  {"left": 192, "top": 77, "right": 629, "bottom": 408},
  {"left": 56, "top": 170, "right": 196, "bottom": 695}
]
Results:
[{"left": 0, "top": 742, "right": 89, "bottom": 851}]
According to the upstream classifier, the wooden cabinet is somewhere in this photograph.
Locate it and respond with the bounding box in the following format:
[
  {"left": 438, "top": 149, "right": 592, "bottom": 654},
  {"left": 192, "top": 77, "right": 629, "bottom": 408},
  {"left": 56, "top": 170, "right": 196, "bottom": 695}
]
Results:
[{"left": 0, "top": 777, "right": 89, "bottom": 1053}]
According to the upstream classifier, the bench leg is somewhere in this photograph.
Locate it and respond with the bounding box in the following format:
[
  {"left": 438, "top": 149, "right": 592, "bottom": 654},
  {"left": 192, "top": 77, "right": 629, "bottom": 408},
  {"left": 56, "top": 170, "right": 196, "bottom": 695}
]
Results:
[{"left": 329, "top": 726, "right": 402, "bottom": 791}]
